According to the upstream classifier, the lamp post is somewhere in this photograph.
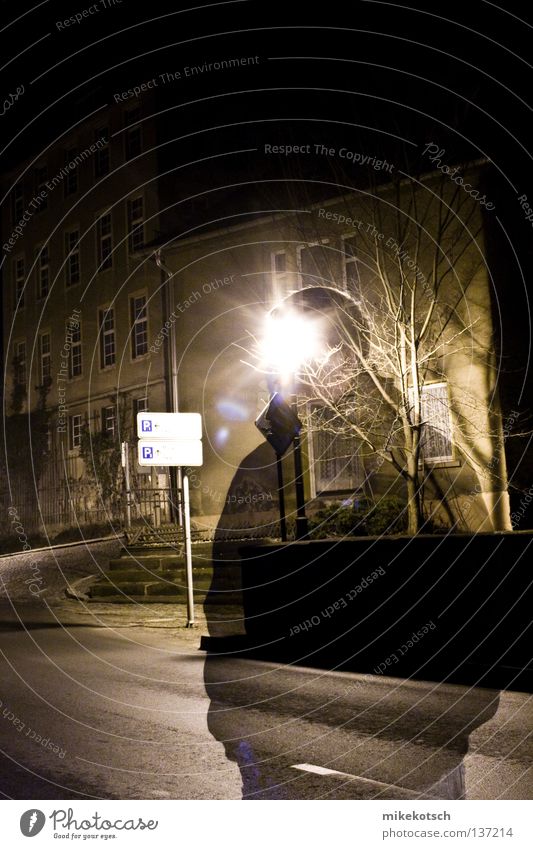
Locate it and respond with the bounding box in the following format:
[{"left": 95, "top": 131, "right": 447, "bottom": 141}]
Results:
[
  {"left": 258, "top": 309, "right": 322, "bottom": 540},
  {"left": 291, "top": 399, "right": 308, "bottom": 540},
  {"left": 154, "top": 249, "right": 182, "bottom": 527}
]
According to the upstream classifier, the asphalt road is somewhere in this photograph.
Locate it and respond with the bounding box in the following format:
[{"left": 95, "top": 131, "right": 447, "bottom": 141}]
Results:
[{"left": 0, "top": 625, "right": 531, "bottom": 800}]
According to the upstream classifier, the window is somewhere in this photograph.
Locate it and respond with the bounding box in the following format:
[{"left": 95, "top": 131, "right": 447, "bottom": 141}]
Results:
[
  {"left": 14, "top": 340, "right": 26, "bottom": 386},
  {"left": 96, "top": 211, "right": 113, "bottom": 270},
  {"left": 65, "top": 229, "right": 80, "bottom": 286},
  {"left": 411, "top": 382, "right": 454, "bottom": 463},
  {"left": 127, "top": 196, "right": 144, "bottom": 252},
  {"left": 37, "top": 246, "right": 50, "bottom": 299},
  {"left": 94, "top": 128, "right": 110, "bottom": 178},
  {"left": 343, "top": 236, "right": 360, "bottom": 289},
  {"left": 298, "top": 242, "right": 332, "bottom": 288},
  {"left": 102, "top": 405, "right": 116, "bottom": 438},
  {"left": 270, "top": 250, "right": 288, "bottom": 294},
  {"left": 124, "top": 107, "right": 142, "bottom": 160},
  {"left": 12, "top": 184, "right": 24, "bottom": 222},
  {"left": 69, "top": 414, "right": 82, "bottom": 450},
  {"left": 69, "top": 321, "right": 82, "bottom": 378},
  {"left": 133, "top": 396, "right": 148, "bottom": 430},
  {"left": 64, "top": 148, "right": 78, "bottom": 196},
  {"left": 130, "top": 293, "right": 148, "bottom": 358},
  {"left": 13, "top": 256, "right": 25, "bottom": 309},
  {"left": 134, "top": 396, "right": 148, "bottom": 415},
  {"left": 99, "top": 306, "right": 115, "bottom": 368},
  {"left": 39, "top": 331, "right": 51, "bottom": 384},
  {"left": 310, "top": 406, "right": 362, "bottom": 494},
  {"left": 35, "top": 166, "right": 48, "bottom": 208}
]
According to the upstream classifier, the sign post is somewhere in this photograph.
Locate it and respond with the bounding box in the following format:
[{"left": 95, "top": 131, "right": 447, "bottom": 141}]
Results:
[
  {"left": 181, "top": 474, "right": 195, "bottom": 625},
  {"left": 136, "top": 412, "right": 203, "bottom": 627},
  {"left": 121, "top": 441, "right": 132, "bottom": 529}
]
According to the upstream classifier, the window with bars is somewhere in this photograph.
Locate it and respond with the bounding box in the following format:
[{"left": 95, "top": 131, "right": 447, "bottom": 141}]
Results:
[
  {"left": 298, "top": 242, "right": 332, "bottom": 288},
  {"left": 37, "top": 246, "right": 50, "bottom": 299},
  {"left": 343, "top": 236, "right": 360, "bottom": 289},
  {"left": 13, "top": 256, "right": 25, "bottom": 309},
  {"left": 130, "top": 293, "right": 148, "bottom": 358},
  {"left": 102, "top": 405, "right": 116, "bottom": 439},
  {"left": 12, "top": 184, "right": 24, "bottom": 222},
  {"left": 65, "top": 229, "right": 80, "bottom": 286},
  {"left": 99, "top": 306, "right": 115, "bottom": 368},
  {"left": 39, "top": 332, "right": 51, "bottom": 384},
  {"left": 69, "top": 322, "right": 82, "bottom": 378},
  {"left": 94, "top": 128, "right": 110, "bottom": 178},
  {"left": 127, "top": 196, "right": 144, "bottom": 252},
  {"left": 35, "top": 166, "right": 48, "bottom": 209},
  {"left": 310, "top": 404, "right": 362, "bottom": 494},
  {"left": 124, "top": 107, "right": 142, "bottom": 160},
  {"left": 410, "top": 382, "right": 454, "bottom": 462},
  {"left": 96, "top": 211, "right": 113, "bottom": 270},
  {"left": 64, "top": 149, "right": 78, "bottom": 196},
  {"left": 69, "top": 414, "right": 82, "bottom": 450},
  {"left": 14, "top": 340, "right": 26, "bottom": 386}
]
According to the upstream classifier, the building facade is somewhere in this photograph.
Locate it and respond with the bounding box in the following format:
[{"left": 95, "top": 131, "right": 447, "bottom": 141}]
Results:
[{"left": 1, "top": 102, "right": 511, "bottom": 537}]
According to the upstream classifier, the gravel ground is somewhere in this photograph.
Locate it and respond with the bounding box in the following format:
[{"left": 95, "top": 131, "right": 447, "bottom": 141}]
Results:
[{"left": 0, "top": 537, "right": 122, "bottom": 602}]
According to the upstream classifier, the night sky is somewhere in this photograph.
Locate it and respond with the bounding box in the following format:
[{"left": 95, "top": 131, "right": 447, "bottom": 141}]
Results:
[{"left": 1, "top": 0, "right": 532, "bottom": 428}]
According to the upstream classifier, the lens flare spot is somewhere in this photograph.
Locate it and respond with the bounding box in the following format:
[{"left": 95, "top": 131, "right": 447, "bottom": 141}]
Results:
[
  {"left": 216, "top": 399, "right": 249, "bottom": 421},
  {"left": 215, "top": 427, "right": 230, "bottom": 446}
]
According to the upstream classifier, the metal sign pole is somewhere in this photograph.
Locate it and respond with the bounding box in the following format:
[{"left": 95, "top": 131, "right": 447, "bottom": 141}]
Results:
[
  {"left": 121, "top": 442, "right": 132, "bottom": 529},
  {"left": 182, "top": 471, "right": 195, "bottom": 627}
]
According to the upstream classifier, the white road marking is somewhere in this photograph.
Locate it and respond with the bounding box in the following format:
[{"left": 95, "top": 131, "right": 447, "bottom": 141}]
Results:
[{"left": 291, "top": 763, "right": 436, "bottom": 797}]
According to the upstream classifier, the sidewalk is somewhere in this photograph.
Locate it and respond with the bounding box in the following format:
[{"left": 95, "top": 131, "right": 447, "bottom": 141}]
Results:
[{"left": 0, "top": 537, "right": 245, "bottom": 639}]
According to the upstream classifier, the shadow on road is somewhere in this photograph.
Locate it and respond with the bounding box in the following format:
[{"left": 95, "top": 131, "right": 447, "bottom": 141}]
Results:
[{"left": 203, "top": 453, "right": 504, "bottom": 800}]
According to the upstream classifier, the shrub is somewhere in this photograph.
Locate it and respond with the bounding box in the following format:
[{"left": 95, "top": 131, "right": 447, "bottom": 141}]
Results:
[{"left": 308, "top": 495, "right": 408, "bottom": 538}]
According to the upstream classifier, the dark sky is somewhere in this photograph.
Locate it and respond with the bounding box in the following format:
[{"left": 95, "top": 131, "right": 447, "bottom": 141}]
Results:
[
  {"left": 1, "top": 0, "right": 532, "bottom": 174},
  {"left": 2, "top": 0, "right": 533, "bottom": 412}
]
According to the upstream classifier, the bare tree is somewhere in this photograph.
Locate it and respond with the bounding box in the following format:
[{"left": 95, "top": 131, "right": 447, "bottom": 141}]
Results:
[{"left": 245, "top": 167, "right": 510, "bottom": 534}]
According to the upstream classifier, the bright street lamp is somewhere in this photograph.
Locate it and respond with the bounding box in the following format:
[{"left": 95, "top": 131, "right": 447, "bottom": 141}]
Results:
[
  {"left": 258, "top": 309, "right": 323, "bottom": 382},
  {"left": 257, "top": 306, "right": 324, "bottom": 540}
]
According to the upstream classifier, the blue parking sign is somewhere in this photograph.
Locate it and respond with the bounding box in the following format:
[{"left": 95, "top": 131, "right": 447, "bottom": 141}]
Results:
[
  {"left": 141, "top": 420, "right": 152, "bottom": 432},
  {"left": 142, "top": 446, "right": 154, "bottom": 460}
]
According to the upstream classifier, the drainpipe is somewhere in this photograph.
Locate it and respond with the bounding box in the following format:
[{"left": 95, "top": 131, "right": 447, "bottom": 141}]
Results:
[{"left": 154, "top": 248, "right": 182, "bottom": 526}]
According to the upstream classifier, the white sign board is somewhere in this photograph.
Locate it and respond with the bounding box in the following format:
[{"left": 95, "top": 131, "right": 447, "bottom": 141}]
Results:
[
  {"left": 137, "top": 412, "right": 202, "bottom": 440},
  {"left": 137, "top": 440, "right": 203, "bottom": 467}
]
